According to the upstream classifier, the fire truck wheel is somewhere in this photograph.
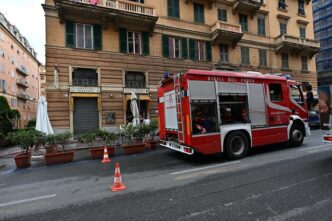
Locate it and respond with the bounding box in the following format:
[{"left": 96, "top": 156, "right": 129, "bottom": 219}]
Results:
[
  {"left": 225, "top": 131, "right": 249, "bottom": 160},
  {"left": 289, "top": 124, "right": 304, "bottom": 147}
]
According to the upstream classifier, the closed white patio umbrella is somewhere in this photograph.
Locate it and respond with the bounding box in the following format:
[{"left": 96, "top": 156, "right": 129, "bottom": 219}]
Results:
[
  {"left": 35, "top": 95, "right": 54, "bottom": 135},
  {"left": 130, "top": 91, "right": 140, "bottom": 125}
]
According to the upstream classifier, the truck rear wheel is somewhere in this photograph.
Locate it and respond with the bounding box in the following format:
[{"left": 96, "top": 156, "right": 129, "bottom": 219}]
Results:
[
  {"left": 289, "top": 124, "right": 304, "bottom": 147},
  {"left": 224, "top": 131, "right": 249, "bottom": 160}
]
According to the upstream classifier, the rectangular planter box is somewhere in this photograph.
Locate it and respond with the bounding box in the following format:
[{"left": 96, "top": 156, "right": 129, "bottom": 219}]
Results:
[
  {"left": 89, "top": 146, "right": 115, "bottom": 159},
  {"left": 145, "top": 140, "right": 158, "bottom": 150},
  {"left": 14, "top": 152, "right": 31, "bottom": 168},
  {"left": 123, "top": 143, "right": 145, "bottom": 154},
  {"left": 45, "top": 150, "right": 74, "bottom": 165}
]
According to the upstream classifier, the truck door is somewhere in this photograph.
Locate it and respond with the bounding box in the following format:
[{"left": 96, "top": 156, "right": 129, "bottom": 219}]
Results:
[{"left": 266, "top": 82, "right": 290, "bottom": 142}]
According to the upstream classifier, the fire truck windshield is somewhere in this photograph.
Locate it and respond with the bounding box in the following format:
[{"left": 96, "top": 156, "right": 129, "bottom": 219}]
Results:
[{"left": 290, "top": 85, "right": 304, "bottom": 105}]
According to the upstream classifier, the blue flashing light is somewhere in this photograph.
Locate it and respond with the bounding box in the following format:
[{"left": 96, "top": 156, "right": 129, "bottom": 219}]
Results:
[{"left": 163, "top": 72, "right": 169, "bottom": 79}]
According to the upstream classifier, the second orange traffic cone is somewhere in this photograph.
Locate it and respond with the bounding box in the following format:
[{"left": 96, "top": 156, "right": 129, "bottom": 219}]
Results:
[
  {"left": 101, "top": 146, "right": 111, "bottom": 163},
  {"left": 110, "top": 163, "right": 127, "bottom": 192}
]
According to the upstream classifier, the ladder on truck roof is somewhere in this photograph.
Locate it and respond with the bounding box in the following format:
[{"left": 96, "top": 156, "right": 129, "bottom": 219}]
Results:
[{"left": 174, "top": 73, "right": 184, "bottom": 143}]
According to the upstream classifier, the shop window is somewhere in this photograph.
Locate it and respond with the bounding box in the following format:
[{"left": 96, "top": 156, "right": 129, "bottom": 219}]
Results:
[
  {"left": 125, "top": 72, "right": 146, "bottom": 88},
  {"left": 72, "top": 68, "right": 98, "bottom": 86},
  {"left": 269, "top": 83, "right": 282, "bottom": 102},
  {"left": 219, "top": 95, "right": 250, "bottom": 125},
  {"left": 191, "top": 101, "right": 218, "bottom": 134}
]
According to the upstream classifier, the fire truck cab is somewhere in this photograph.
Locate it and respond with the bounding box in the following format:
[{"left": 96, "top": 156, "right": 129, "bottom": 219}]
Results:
[{"left": 158, "top": 69, "right": 310, "bottom": 160}]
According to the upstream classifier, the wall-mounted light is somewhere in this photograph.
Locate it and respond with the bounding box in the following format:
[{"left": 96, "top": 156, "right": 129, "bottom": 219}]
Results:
[{"left": 109, "top": 93, "right": 113, "bottom": 97}]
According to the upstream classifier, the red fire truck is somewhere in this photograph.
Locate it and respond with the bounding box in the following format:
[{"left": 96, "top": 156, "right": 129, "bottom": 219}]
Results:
[{"left": 158, "top": 69, "right": 310, "bottom": 160}]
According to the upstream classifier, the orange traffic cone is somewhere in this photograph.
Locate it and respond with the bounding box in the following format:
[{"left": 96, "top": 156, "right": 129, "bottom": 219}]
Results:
[
  {"left": 110, "top": 162, "right": 127, "bottom": 192},
  {"left": 101, "top": 146, "right": 111, "bottom": 163}
]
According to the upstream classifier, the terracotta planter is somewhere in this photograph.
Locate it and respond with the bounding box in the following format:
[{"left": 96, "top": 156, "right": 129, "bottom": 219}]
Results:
[
  {"left": 89, "top": 146, "right": 115, "bottom": 159},
  {"left": 123, "top": 143, "right": 145, "bottom": 154},
  {"left": 14, "top": 152, "right": 31, "bottom": 168},
  {"left": 145, "top": 140, "right": 158, "bottom": 150},
  {"left": 45, "top": 150, "right": 74, "bottom": 165}
]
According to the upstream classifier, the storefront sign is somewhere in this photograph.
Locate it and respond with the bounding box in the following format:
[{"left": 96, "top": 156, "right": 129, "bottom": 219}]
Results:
[
  {"left": 70, "top": 86, "right": 100, "bottom": 93},
  {"left": 123, "top": 88, "right": 149, "bottom": 94}
]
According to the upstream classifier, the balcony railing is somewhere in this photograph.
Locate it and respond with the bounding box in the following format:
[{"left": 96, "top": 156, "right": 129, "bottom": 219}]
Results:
[
  {"left": 211, "top": 21, "right": 243, "bottom": 45},
  {"left": 276, "top": 35, "right": 320, "bottom": 49},
  {"left": 16, "top": 79, "right": 29, "bottom": 88},
  {"left": 16, "top": 65, "right": 28, "bottom": 76},
  {"left": 72, "top": 78, "right": 98, "bottom": 87},
  {"left": 17, "top": 93, "right": 29, "bottom": 100},
  {"left": 70, "top": 0, "right": 156, "bottom": 16},
  {"left": 212, "top": 21, "right": 242, "bottom": 34}
]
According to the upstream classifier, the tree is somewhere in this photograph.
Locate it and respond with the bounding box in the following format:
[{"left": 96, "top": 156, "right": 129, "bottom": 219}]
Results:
[{"left": 0, "top": 96, "right": 20, "bottom": 135}]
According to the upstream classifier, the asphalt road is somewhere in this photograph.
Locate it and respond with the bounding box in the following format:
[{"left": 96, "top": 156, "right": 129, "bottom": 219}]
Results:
[{"left": 0, "top": 129, "right": 332, "bottom": 221}]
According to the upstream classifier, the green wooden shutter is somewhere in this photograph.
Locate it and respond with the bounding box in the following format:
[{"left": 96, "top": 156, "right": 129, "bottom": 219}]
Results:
[
  {"left": 162, "top": 35, "right": 169, "bottom": 58},
  {"left": 119, "top": 28, "right": 127, "bottom": 53},
  {"left": 142, "top": 32, "right": 150, "bottom": 56},
  {"left": 93, "top": 24, "right": 102, "bottom": 50},
  {"left": 189, "top": 39, "right": 195, "bottom": 60},
  {"left": 174, "top": 0, "right": 180, "bottom": 18},
  {"left": 206, "top": 41, "right": 212, "bottom": 62},
  {"left": 66, "top": 21, "right": 75, "bottom": 48},
  {"left": 181, "top": 38, "right": 188, "bottom": 59}
]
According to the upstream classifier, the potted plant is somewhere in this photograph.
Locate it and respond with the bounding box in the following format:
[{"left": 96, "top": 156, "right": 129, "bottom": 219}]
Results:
[
  {"left": 8, "top": 129, "right": 43, "bottom": 168},
  {"left": 79, "top": 130, "right": 117, "bottom": 160},
  {"left": 122, "top": 124, "right": 147, "bottom": 154},
  {"left": 44, "top": 132, "right": 74, "bottom": 165},
  {"left": 145, "top": 119, "right": 159, "bottom": 150}
]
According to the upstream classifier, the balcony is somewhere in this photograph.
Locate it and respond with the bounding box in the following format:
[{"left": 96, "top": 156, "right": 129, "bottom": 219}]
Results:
[
  {"left": 53, "top": 0, "right": 157, "bottom": 31},
  {"left": 16, "top": 65, "right": 29, "bottom": 76},
  {"left": 17, "top": 93, "right": 29, "bottom": 101},
  {"left": 275, "top": 34, "right": 320, "bottom": 57},
  {"left": 16, "top": 79, "right": 29, "bottom": 88},
  {"left": 211, "top": 21, "right": 243, "bottom": 46},
  {"left": 233, "top": 0, "right": 263, "bottom": 15}
]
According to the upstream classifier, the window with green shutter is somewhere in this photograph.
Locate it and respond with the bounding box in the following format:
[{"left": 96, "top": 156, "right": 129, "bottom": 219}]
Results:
[
  {"left": 259, "top": 49, "right": 267, "bottom": 66},
  {"left": 218, "top": 9, "right": 227, "bottom": 22},
  {"left": 206, "top": 42, "right": 212, "bottom": 62},
  {"left": 281, "top": 53, "right": 289, "bottom": 69},
  {"left": 181, "top": 38, "right": 188, "bottom": 59},
  {"left": 142, "top": 32, "right": 149, "bottom": 55},
  {"left": 194, "top": 3, "right": 204, "bottom": 23},
  {"left": 189, "top": 39, "right": 195, "bottom": 60},
  {"left": 239, "top": 14, "right": 248, "bottom": 32},
  {"left": 257, "top": 17, "right": 266, "bottom": 36},
  {"left": 241, "top": 47, "right": 250, "bottom": 65},
  {"left": 280, "top": 22, "right": 287, "bottom": 35},
  {"left": 93, "top": 24, "right": 102, "bottom": 50},
  {"left": 168, "top": 0, "right": 180, "bottom": 18},
  {"left": 162, "top": 35, "right": 169, "bottom": 58},
  {"left": 301, "top": 56, "right": 308, "bottom": 71},
  {"left": 119, "top": 28, "right": 127, "bottom": 53},
  {"left": 299, "top": 27, "right": 306, "bottom": 39},
  {"left": 66, "top": 21, "right": 75, "bottom": 48}
]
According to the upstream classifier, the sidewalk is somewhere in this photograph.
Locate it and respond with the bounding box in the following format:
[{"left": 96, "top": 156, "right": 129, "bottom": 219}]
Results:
[{"left": 0, "top": 143, "right": 161, "bottom": 171}]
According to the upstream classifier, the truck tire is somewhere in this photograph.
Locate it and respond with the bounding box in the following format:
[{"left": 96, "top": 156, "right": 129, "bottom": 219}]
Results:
[
  {"left": 289, "top": 124, "right": 304, "bottom": 147},
  {"left": 224, "top": 131, "right": 249, "bottom": 160}
]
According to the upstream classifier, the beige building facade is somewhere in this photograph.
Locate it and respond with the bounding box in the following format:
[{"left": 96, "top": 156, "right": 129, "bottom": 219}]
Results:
[
  {"left": 0, "top": 13, "right": 40, "bottom": 128},
  {"left": 43, "top": 0, "right": 319, "bottom": 136}
]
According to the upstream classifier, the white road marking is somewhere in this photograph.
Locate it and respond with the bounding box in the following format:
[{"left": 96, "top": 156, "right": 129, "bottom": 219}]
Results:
[
  {"left": 307, "top": 146, "right": 332, "bottom": 154},
  {"left": 297, "top": 144, "right": 332, "bottom": 152},
  {"left": 174, "top": 164, "right": 247, "bottom": 181},
  {"left": 0, "top": 194, "right": 56, "bottom": 208},
  {"left": 170, "top": 161, "right": 241, "bottom": 176}
]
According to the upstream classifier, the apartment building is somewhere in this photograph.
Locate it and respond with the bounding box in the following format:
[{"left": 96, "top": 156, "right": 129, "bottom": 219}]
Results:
[
  {"left": 0, "top": 13, "right": 40, "bottom": 128},
  {"left": 313, "top": 0, "right": 332, "bottom": 86},
  {"left": 43, "top": 0, "right": 319, "bottom": 136}
]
